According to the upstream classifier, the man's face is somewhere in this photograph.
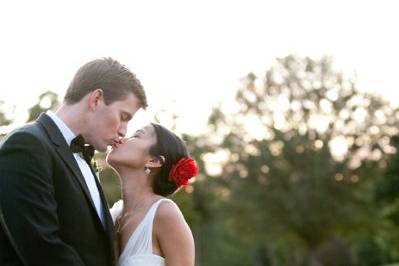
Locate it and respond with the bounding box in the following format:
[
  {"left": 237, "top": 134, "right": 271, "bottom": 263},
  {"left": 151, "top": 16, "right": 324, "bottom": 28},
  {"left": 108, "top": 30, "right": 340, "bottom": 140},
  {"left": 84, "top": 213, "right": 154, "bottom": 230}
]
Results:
[
  {"left": 86, "top": 93, "right": 141, "bottom": 152},
  {"left": 106, "top": 124, "right": 157, "bottom": 169}
]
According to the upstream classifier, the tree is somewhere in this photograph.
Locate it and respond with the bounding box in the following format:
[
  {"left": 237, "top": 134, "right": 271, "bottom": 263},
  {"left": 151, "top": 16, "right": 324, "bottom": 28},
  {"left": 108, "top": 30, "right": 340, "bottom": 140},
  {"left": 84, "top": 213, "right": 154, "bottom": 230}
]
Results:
[
  {"left": 374, "top": 135, "right": 399, "bottom": 261},
  {"left": 27, "top": 91, "right": 60, "bottom": 122},
  {"left": 0, "top": 100, "right": 13, "bottom": 137},
  {"left": 193, "top": 55, "right": 399, "bottom": 265},
  {"left": 0, "top": 101, "right": 12, "bottom": 126}
]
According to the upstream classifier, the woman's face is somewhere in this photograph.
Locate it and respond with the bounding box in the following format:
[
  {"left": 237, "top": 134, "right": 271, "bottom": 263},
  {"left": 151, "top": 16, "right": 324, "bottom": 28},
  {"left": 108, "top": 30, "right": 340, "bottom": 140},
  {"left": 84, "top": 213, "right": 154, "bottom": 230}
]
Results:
[{"left": 106, "top": 124, "right": 158, "bottom": 169}]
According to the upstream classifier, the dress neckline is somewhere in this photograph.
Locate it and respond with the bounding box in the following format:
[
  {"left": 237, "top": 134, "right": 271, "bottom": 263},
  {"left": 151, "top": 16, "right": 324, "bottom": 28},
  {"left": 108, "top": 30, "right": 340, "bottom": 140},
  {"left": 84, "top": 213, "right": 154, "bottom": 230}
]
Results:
[{"left": 118, "top": 198, "right": 168, "bottom": 259}]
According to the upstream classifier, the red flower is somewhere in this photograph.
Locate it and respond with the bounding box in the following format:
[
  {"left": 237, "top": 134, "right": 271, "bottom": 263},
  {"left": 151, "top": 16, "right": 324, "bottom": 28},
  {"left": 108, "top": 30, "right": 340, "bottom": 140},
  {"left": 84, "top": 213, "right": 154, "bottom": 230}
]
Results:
[{"left": 168, "top": 157, "right": 198, "bottom": 187}]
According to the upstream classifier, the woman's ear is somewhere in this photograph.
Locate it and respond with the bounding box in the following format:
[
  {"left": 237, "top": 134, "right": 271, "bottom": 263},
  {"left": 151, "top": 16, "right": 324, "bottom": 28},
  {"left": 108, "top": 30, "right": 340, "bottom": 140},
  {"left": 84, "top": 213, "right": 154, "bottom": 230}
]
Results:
[
  {"left": 159, "top": 155, "right": 166, "bottom": 164},
  {"left": 145, "top": 155, "right": 165, "bottom": 169}
]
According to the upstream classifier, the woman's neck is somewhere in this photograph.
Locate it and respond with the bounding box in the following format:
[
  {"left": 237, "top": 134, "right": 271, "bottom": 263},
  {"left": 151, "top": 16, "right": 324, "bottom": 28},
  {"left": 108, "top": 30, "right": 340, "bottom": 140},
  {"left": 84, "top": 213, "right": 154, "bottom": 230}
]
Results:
[{"left": 118, "top": 167, "right": 162, "bottom": 214}]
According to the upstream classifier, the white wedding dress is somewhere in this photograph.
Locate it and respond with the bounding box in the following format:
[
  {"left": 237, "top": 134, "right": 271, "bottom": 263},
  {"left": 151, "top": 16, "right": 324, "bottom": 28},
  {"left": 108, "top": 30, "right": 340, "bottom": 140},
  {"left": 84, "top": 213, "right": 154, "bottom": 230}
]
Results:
[{"left": 110, "top": 199, "right": 171, "bottom": 266}]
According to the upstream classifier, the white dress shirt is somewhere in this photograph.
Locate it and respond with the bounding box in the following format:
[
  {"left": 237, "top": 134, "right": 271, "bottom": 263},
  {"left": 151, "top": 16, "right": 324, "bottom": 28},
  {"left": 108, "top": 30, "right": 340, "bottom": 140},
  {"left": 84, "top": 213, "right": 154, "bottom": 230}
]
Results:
[{"left": 46, "top": 110, "right": 105, "bottom": 225}]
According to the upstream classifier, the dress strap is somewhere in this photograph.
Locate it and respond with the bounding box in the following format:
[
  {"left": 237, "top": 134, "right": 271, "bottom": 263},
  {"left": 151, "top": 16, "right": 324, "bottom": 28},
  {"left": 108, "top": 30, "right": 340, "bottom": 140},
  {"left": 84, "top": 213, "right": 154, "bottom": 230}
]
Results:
[
  {"left": 118, "top": 198, "right": 174, "bottom": 263},
  {"left": 141, "top": 198, "right": 174, "bottom": 254}
]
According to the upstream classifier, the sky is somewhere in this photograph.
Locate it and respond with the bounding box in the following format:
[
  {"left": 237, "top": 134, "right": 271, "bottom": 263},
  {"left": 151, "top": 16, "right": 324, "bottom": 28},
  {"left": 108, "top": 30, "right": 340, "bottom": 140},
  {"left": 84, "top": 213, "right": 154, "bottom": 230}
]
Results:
[{"left": 0, "top": 0, "right": 398, "bottom": 136}]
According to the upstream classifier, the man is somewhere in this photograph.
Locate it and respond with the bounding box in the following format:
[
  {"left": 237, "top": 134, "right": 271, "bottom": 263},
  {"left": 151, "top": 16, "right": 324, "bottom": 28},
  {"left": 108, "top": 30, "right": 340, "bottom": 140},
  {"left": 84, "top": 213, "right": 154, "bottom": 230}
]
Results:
[{"left": 0, "top": 57, "right": 147, "bottom": 265}]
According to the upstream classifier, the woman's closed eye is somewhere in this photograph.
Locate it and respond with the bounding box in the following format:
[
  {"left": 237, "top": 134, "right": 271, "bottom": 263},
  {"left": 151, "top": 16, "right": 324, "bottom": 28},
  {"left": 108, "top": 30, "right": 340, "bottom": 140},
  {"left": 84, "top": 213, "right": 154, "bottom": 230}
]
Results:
[
  {"left": 131, "top": 134, "right": 140, "bottom": 138},
  {"left": 133, "top": 130, "right": 145, "bottom": 138}
]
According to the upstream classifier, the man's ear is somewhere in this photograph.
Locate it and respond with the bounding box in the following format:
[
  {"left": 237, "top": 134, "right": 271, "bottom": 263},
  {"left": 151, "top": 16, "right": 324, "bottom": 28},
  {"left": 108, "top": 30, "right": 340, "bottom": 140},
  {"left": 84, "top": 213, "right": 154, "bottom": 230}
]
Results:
[
  {"left": 88, "top": 88, "right": 104, "bottom": 111},
  {"left": 145, "top": 155, "right": 165, "bottom": 169}
]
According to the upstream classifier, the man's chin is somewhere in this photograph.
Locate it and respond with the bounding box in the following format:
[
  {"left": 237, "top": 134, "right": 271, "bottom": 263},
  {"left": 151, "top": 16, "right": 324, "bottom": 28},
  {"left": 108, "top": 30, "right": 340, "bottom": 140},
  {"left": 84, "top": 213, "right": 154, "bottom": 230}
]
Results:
[{"left": 94, "top": 144, "right": 108, "bottom": 153}]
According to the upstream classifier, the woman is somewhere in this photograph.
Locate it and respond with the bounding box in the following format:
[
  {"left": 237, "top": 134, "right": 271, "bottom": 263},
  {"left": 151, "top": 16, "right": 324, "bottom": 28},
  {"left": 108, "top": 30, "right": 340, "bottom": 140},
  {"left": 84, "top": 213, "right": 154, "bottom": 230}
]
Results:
[{"left": 107, "top": 123, "right": 198, "bottom": 266}]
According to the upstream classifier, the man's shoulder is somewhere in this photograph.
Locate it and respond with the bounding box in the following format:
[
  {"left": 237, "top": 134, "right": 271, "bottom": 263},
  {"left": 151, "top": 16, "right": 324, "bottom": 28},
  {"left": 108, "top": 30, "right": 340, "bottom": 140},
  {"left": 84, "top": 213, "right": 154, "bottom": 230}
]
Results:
[
  {"left": 0, "top": 121, "right": 48, "bottom": 148},
  {"left": 10, "top": 121, "right": 44, "bottom": 136}
]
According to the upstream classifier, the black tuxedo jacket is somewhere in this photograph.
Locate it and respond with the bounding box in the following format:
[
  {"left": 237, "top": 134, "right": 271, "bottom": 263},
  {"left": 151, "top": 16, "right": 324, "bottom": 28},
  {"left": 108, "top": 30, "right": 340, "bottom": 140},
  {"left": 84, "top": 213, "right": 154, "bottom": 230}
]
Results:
[{"left": 0, "top": 113, "right": 115, "bottom": 266}]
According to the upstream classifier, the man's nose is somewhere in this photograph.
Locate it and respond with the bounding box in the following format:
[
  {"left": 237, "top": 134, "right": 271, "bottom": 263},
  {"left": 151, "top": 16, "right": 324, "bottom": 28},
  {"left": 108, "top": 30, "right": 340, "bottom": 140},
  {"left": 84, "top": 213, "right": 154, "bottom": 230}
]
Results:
[{"left": 118, "top": 123, "right": 128, "bottom": 137}]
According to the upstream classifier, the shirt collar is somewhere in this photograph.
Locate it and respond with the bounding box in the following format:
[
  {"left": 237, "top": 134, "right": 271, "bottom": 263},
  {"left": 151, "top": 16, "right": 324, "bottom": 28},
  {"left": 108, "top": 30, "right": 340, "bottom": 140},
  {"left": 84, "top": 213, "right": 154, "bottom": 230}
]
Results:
[{"left": 46, "top": 110, "right": 77, "bottom": 146}]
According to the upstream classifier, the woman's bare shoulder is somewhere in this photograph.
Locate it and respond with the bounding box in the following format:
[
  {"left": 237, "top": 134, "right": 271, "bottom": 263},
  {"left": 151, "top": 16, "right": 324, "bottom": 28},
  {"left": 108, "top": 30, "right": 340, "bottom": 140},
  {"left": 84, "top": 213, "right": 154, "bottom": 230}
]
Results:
[{"left": 155, "top": 199, "right": 185, "bottom": 224}]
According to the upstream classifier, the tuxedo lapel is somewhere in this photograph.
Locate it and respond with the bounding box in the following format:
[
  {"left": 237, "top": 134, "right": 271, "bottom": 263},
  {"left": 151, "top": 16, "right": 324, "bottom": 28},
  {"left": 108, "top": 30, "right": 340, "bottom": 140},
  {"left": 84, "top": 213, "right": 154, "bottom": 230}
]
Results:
[
  {"left": 56, "top": 145, "right": 98, "bottom": 210},
  {"left": 90, "top": 167, "right": 115, "bottom": 247},
  {"left": 36, "top": 113, "right": 102, "bottom": 228}
]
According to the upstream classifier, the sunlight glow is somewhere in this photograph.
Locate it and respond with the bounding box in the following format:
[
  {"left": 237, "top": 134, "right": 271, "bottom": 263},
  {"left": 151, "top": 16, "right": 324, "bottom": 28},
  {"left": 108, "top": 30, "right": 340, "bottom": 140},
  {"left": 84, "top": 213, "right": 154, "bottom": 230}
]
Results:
[
  {"left": 329, "top": 136, "right": 348, "bottom": 161},
  {"left": 202, "top": 150, "right": 230, "bottom": 177},
  {"left": 0, "top": 1, "right": 398, "bottom": 135},
  {"left": 308, "top": 114, "right": 330, "bottom": 134}
]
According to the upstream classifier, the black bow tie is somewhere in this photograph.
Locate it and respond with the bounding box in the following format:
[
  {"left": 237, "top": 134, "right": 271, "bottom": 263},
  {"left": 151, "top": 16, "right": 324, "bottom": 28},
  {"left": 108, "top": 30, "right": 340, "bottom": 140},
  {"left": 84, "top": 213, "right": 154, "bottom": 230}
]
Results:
[{"left": 70, "top": 135, "right": 95, "bottom": 166}]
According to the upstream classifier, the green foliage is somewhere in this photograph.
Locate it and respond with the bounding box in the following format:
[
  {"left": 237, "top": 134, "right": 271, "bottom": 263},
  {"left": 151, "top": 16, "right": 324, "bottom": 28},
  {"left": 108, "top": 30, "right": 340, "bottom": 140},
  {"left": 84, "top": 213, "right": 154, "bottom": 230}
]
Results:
[
  {"left": 27, "top": 91, "right": 60, "bottom": 122},
  {"left": 376, "top": 137, "right": 399, "bottom": 221},
  {"left": 189, "top": 55, "right": 399, "bottom": 265},
  {"left": 99, "top": 164, "right": 121, "bottom": 206},
  {"left": 0, "top": 100, "right": 12, "bottom": 128}
]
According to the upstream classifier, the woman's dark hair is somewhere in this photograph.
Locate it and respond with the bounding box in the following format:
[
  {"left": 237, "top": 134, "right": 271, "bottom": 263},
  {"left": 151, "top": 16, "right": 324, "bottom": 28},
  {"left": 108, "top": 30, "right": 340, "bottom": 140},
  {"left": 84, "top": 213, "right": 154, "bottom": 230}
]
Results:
[{"left": 149, "top": 123, "right": 189, "bottom": 196}]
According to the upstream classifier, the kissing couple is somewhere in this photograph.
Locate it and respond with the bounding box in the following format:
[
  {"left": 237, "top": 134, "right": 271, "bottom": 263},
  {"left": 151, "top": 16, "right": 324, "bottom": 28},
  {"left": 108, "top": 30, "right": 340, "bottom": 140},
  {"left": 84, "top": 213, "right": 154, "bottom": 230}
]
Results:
[{"left": 0, "top": 58, "right": 198, "bottom": 266}]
